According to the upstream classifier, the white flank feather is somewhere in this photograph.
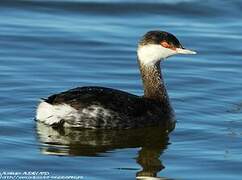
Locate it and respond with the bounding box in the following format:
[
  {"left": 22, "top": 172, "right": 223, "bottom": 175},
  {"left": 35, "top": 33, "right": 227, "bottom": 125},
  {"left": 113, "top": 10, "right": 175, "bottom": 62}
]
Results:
[{"left": 36, "top": 101, "right": 79, "bottom": 126}]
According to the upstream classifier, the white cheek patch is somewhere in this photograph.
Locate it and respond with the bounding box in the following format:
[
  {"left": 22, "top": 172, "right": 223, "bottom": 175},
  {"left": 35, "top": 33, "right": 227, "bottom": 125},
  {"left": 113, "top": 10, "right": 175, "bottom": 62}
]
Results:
[{"left": 137, "top": 44, "right": 177, "bottom": 65}]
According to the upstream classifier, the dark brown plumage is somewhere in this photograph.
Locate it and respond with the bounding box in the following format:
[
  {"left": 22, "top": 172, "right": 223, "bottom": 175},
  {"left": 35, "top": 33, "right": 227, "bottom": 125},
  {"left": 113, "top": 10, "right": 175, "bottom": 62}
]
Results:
[{"left": 44, "top": 86, "right": 172, "bottom": 129}]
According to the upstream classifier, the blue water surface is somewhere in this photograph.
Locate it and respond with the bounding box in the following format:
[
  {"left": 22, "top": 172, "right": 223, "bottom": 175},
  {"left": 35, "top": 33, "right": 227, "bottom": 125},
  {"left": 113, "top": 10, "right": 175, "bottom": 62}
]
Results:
[{"left": 0, "top": 0, "right": 242, "bottom": 179}]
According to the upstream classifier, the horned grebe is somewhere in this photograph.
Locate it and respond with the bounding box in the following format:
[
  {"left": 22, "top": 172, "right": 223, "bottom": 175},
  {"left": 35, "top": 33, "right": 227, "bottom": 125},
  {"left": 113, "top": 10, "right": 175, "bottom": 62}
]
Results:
[{"left": 36, "top": 30, "right": 196, "bottom": 129}]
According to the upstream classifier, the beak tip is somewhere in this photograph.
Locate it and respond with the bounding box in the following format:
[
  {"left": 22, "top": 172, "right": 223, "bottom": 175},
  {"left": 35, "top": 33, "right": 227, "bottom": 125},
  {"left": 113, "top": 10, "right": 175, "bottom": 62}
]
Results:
[{"left": 176, "top": 48, "right": 197, "bottom": 55}]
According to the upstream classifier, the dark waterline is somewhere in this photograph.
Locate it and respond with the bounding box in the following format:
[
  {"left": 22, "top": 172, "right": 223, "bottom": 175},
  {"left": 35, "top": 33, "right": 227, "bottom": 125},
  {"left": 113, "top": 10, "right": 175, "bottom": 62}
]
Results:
[{"left": 0, "top": 0, "right": 242, "bottom": 179}]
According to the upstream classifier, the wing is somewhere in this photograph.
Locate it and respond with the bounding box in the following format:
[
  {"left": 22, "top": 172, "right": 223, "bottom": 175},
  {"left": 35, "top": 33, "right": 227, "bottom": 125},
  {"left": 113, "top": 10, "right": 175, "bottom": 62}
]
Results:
[{"left": 44, "top": 86, "right": 155, "bottom": 117}]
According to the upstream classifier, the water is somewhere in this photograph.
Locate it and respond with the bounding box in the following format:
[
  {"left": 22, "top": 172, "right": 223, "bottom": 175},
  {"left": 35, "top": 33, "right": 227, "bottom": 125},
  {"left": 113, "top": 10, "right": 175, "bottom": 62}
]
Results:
[{"left": 0, "top": 0, "right": 242, "bottom": 179}]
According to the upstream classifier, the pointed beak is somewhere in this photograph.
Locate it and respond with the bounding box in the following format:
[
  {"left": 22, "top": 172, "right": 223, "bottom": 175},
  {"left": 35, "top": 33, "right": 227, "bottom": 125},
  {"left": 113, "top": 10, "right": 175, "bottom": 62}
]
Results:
[{"left": 176, "top": 48, "right": 197, "bottom": 55}]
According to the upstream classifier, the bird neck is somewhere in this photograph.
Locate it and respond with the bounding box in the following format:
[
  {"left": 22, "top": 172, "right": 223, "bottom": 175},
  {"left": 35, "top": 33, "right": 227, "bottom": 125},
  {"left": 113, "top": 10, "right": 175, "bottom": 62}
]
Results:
[{"left": 139, "top": 60, "right": 169, "bottom": 104}]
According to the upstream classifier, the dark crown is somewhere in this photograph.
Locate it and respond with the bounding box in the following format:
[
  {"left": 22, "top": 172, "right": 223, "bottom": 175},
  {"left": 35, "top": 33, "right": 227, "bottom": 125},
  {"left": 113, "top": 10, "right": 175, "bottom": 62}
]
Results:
[{"left": 139, "top": 30, "right": 183, "bottom": 49}]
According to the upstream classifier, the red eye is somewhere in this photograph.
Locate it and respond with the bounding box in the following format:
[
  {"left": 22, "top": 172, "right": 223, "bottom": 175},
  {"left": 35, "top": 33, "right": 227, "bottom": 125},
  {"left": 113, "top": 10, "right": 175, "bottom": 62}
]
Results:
[
  {"left": 160, "top": 41, "right": 176, "bottom": 50},
  {"left": 160, "top": 41, "right": 170, "bottom": 48}
]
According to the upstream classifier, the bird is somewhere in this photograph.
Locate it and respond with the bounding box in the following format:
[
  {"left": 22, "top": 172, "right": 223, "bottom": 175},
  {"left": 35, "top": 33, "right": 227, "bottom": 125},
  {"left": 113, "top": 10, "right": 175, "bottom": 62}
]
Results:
[{"left": 36, "top": 30, "right": 196, "bottom": 129}]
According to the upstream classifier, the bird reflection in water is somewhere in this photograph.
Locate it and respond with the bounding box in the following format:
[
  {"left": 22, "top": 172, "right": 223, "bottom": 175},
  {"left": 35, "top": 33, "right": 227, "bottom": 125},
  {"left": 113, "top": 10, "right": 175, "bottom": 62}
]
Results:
[{"left": 36, "top": 119, "right": 175, "bottom": 179}]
